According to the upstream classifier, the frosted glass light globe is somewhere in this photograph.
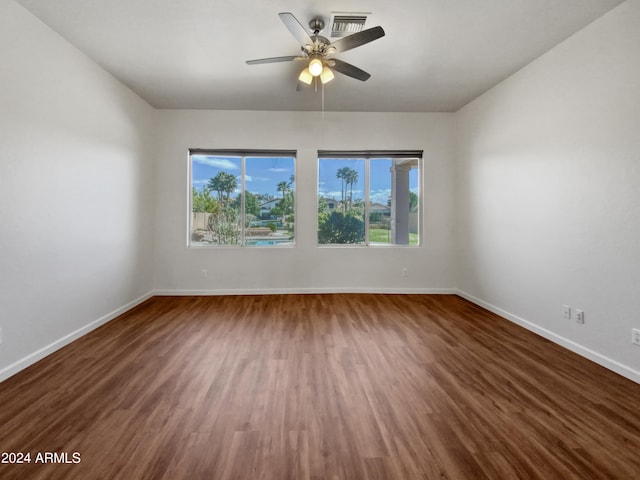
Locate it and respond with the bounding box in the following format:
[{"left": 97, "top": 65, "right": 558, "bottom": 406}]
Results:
[{"left": 309, "top": 58, "right": 323, "bottom": 77}]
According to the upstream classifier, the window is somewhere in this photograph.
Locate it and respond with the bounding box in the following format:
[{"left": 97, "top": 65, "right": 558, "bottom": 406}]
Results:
[
  {"left": 190, "top": 149, "right": 295, "bottom": 247},
  {"left": 317, "top": 151, "right": 422, "bottom": 246}
]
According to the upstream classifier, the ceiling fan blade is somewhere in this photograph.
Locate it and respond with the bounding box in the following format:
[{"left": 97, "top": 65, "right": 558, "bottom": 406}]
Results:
[
  {"left": 246, "top": 55, "right": 305, "bottom": 65},
  {"left": 329, "top": 59, "right": 371, "bottom": 81},
  {"left": 279, "top": 12, "right": 313, "bottom": 47},
  {"left": 329, "top": 26, "right": 385, "bottom": 53}
]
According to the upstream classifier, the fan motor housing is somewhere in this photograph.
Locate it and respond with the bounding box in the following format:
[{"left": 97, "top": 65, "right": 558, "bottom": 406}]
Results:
[{"left": 309, "top": 18, "right": 325, "bottom": 34}]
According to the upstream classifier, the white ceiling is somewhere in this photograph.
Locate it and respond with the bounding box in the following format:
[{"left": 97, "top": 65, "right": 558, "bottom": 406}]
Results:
[{"left": 16, "top": 0, "right": 623, "bottom": 112}]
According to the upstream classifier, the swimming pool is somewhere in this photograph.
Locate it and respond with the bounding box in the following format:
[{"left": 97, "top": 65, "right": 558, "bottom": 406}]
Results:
[{"left": 245, "top": 238, "right": 294, "bottom": 246}]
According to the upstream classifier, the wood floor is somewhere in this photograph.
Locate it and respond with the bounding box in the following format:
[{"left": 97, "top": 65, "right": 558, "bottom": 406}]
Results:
[{"left": 1, "top": 294, "right": 639, "bottom": 479}]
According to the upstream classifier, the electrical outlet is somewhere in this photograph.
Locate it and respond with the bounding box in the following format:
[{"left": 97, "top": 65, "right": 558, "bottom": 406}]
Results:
[
  {"left": 575, "top": 309, "right": 584, "bottom": 324},
  {"left": 201, "top": 269, "right": 208, "bottom": 278},
  {"left": 562, "top": 305, "right": 571, "bottom": 319},
  {"left": 632, "top": 329, "right": 640, "bottom": 346}
]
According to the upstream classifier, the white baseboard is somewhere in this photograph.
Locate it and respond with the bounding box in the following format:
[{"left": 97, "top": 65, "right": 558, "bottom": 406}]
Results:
[
  {"left": 153, "top": 287, "right": 458, "bottom": 296},
  {"left": 456, "top": 290, "right": 640, "bottom": 385},
  {"left": 0, "top": 291, "right": 154, "bottom": 383}
]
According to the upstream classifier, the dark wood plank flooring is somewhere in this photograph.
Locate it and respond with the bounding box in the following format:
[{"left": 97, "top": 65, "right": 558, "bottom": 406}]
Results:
[{"left": 1, "top": 294, "right": 639, "bottom": 479}]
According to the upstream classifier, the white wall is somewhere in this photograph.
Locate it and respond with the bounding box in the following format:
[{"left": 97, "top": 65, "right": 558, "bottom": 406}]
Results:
[
  {"left": 455, "top": 0, "right": 640, "bottom": 381},
  {"left": 154, "top": 110, "right": 456, "bottom": 294},
  {"left": 0, "top": 0, "right": 156, "bottom": 380}
]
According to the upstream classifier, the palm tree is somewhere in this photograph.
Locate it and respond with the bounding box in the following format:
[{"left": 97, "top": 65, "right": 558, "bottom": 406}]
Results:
[
  {"left": 345, "top": 168, "right": 359, "bottom": 210},
  {"left": 277, "top": 181, "right": 289, "bottom": 199},
  {"left": 277, "top": 180, "right": 289, "bottom": 224},
  {"left": 336, "top": 167, "right": 350, "bottom": 210},
  {"left": 207, "top": 171, "right": 237, "bottom": 205}
]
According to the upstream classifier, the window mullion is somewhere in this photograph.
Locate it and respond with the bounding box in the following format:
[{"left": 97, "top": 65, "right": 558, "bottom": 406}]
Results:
[
  {"left": 241, "top": 156, "right": 246, "bottom": 246},
  {"left": 364, "top": 157, "right": 370, "bottom": 245}
]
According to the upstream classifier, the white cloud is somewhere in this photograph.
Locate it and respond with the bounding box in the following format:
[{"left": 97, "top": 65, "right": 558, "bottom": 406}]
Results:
[
  {"left": 192, "top": 156, "right": 239, "bottom": 170},
  {"left": 269, "top": 168, "right": 291, "bottom": 173},
  {"left": 370, "top": 188, "right": 391, "bottom": 204},
  {"left": 321, "top": 190, "right": 342, "bottom": 199}
]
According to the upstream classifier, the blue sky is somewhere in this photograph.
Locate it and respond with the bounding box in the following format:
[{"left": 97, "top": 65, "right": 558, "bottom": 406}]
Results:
[
  {"left": 192, "top": 155, "right": 294, "bottom": 199},
  {"left": 192, "top": 155, "right": 419, "bottom": 205},
  {"left": 318, "top": 158, "right": 419, "bottom": 205}
]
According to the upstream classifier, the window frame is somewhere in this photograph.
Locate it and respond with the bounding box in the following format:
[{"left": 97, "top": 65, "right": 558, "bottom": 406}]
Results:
[
  {"left": 188, "top": 149, "right": 297, "bottom": 248},
  {"left": 317, "top": 150, "right": 423, "bottom": 247}
]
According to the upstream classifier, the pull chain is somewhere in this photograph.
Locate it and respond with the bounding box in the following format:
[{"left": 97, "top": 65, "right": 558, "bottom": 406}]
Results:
[{"left": 322, "top": 81, "right": 325, "bottom": 120}]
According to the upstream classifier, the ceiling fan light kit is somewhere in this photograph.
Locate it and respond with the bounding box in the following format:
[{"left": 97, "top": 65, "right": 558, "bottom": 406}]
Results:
[
  {"left": 308, "top": 56, "right": 324, "bottom": 76},
  {"left": 320, "top": 67, "right": 335, "bottom": 84},
  {"left": 298, "top": 68, "right": 313, "bottom": 85},
  {"left": 246, "top": 12, "right": 385, "bottom": 89}
]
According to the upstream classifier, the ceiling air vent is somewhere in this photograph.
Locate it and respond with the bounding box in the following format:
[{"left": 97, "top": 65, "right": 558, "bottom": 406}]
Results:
[{"left": 330, "top": 13, "right": 369, "bottom": 38}]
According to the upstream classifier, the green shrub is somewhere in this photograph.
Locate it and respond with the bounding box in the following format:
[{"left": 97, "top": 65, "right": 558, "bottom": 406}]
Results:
[{"left": 318, "top": 212, "right": 365, "bottom": 244}]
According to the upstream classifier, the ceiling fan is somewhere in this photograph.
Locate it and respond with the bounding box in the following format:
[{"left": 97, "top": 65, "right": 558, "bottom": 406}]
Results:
[{"left": 246, "top": 12, "right": 385, "bottom": 87}]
